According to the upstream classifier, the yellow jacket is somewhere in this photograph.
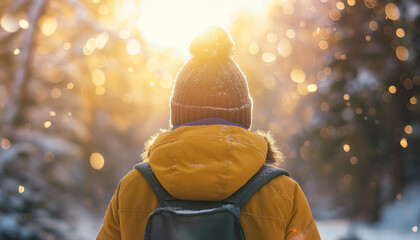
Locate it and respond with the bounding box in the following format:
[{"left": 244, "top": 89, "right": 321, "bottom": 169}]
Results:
[{"left": 97, "top": 125, "right": 320, "bottom": 240}]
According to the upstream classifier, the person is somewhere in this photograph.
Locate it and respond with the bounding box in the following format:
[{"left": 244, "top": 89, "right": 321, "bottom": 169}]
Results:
[{"left": 97, "top": 27, "right": 321, "bottom": 240}]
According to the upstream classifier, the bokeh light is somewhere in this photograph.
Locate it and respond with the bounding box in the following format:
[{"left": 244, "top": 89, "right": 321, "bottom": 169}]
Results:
[
  {"left": 40, "top": 17, "right": 57, "bottom": 36},
  {"left": 92, "top": 69, "right": 106, "bottom": 86},
  {"left": 343, "top": 144, "right": 350, "bottom": 152},
  {"left": 290, "top": 68, "right": 306, "bottom": 83},
  {"left": 1, "top": 14, "right": 19, "bottom": 32},
  {"left": 277, "top": 40, "right": 292, "bottom": 57},
  {"left": 400, "top": 138, "right": 408, "bottom": 148},
  {"left": 90, "top": 152, "right": 105, "bottom": 170},
  {"left": 396, "top": 28, "right": 405, "bottom": 38},
  {"left": 307, "top": 84, "right": 318, "bottom": 93},
  {"left": 350, "top": 156, "right": 358, "bottom": 165},
  {"left": 1, "top": 138, "right": 11, "bottom": 150},
  {"left": 18, "top": 19, "right": 29, "bottom": 29},
  {"left": 396, "top": 46, "right": 409, "bottom": 61},
  {"left": 385, "top": 3, "right": 400, "bottom": 21},
  {"left": 248, "top": 42, "right": 260, "bottom": 55},
  {"left": 389, "top": 85, "right": 397, "bottom": 94},
  {"left": 410, "top": 96, "right": 417, "bottom": 104},
  {"left": 404, "top": 125, "right": 413, "bottom": 134},
  {"left": 126, "top": 39, "right": 141, "bottom": 55},
  {"left": 262, "top": 52, "right": 277, "bottom": 63},
  {"left": 44, "top": 121, "right": 52, "bottom": 128}
]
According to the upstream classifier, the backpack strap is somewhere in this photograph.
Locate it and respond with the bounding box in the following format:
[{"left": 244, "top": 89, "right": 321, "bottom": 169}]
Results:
[
  {"left": 226, "top": 165, "right": 289, "bottom": 207},
  {"left": 134, "top": 162, "right": 175, "bottom": 202}
]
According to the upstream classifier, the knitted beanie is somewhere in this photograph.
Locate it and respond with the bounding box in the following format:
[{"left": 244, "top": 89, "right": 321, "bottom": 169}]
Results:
[{"left": 170, "top": 27, "right": 253, "bottom": 129}]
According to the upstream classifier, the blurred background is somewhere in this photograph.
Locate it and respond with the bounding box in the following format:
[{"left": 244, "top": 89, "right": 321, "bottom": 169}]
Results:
[{"left": 0, "top": 0, "right": 419, "bottom": 239}]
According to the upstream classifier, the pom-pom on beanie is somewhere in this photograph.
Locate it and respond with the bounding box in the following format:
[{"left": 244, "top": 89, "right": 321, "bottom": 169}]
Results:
[{"left": 170, "top": 27, "right": 253, "bottom": 129}]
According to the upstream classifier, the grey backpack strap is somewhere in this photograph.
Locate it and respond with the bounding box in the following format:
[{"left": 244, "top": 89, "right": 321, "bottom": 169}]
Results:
[
  {"left": 134, "top": 162, "right": 174, "bottom": 202},
  {"left": 226, "top": 165, "right": 289, "bottom": 207}
]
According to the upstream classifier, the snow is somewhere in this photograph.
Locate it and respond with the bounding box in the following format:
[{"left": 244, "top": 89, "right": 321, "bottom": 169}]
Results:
[
  {"left": 318, "top": 220, "right": 419, "bottom": 240},
  {"left": 376, "top": 183, "right": 420, "bottom": 231},
  {"left": 317, "top": 183, "right": 420, "bottom": 240},
  {"left": 71, "top": 206, "right": 103, "bottom": 240}
]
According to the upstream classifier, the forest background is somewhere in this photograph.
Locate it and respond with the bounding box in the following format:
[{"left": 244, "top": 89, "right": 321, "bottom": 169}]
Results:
[{"left": 0, "top": 0, "right": 419, "bottom": 239}]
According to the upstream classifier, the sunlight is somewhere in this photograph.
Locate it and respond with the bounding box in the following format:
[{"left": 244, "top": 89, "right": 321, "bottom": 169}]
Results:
[{"left": 136, "top": 0, "right": 270, "bottom": 57}]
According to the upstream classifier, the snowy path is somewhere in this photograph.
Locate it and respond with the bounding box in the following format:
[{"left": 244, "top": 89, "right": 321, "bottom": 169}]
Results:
[{"left": 317, "top": 220, "right": 419, "bottom": 240}]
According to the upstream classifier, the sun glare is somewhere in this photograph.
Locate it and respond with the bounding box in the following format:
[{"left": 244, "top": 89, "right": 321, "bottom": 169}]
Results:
[{"left": 136, "top": 0, "right": 270, "bottom": 57}]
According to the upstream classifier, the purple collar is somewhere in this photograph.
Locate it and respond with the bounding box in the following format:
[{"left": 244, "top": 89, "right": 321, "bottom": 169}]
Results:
[{"left": 172, "top": 118, "right": 247, "bottom": 130}]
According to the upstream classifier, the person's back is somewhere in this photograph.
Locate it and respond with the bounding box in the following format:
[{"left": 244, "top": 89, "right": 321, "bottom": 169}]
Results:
[{"left": 97, "top": 27, "right": 320, "bottom": 240}]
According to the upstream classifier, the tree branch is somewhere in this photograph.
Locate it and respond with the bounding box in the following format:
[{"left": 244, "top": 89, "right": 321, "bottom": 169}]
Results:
[
  {"left": 61, "top": 0, "right": 114, "bottom": 35},
  {"left": 3, "top": 0, "right": 48, "bottom": 125}
]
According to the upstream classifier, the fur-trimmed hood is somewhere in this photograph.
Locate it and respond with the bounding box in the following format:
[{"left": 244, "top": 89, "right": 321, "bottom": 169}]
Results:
[
  {"left": 142, "top": 128, "right": 283, "bottom": 165},
  {"left": 141, "top": 124, "right": 283, "bottom": 201}
]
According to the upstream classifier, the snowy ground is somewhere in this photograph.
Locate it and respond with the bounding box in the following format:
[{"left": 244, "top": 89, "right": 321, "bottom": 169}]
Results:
[
  {"left": 72, "top": 207, "right": 103, "bottom": 240},
  {"left": 318, "top": 220, "right": 419, "bottom": 240},
  {"left": 318, "top": 183, "right": 420, "bottom": 240}
]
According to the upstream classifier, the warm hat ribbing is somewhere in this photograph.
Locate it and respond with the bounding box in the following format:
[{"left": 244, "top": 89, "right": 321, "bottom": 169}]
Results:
[{"left": 170, "top": 27, "right": 253, "bottom": 129}]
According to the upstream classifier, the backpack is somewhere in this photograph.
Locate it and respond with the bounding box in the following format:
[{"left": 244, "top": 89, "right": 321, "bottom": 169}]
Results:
[{"left": 135, "top": 162, "right": 289, "bottom": 240}]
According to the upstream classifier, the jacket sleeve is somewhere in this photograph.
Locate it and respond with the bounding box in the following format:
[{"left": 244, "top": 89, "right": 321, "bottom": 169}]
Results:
[
  {"left": 285, "top": 182, "right": 321, "bottom": 240},
  {"left": 97, "top": 183, "right": 121, "bottom": 240}
]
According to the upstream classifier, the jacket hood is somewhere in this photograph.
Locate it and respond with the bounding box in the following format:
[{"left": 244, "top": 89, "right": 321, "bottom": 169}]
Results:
[{"left": 144, "top": 125, "right": 282, "bottom": 201}]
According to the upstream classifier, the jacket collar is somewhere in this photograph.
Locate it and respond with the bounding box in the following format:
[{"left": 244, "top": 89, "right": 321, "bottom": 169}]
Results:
[{"left": 172, "top": 117, "right": 247, "bottom": 130}]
